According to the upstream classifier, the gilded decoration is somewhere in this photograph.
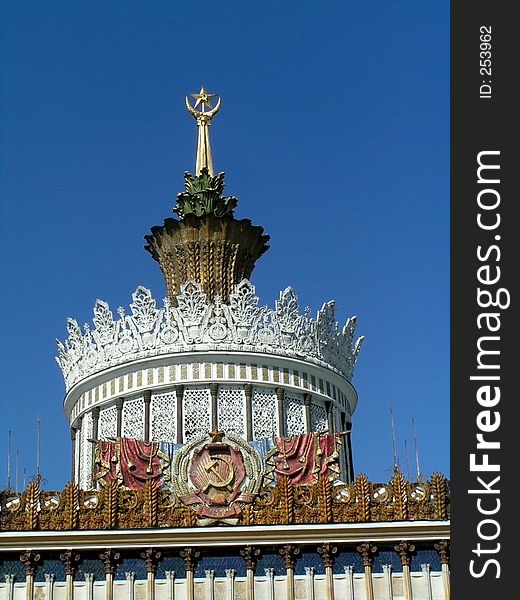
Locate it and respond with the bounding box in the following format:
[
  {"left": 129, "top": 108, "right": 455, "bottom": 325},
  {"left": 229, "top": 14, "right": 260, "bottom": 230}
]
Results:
[
  {"left": 185, "top": 86, "right": 221, "bottom": 177},
  {"left": 144, "top": 216, "right": 269, "bottom": 302},
  {"left": 0, "top": 471, "right": 449, "bottom": 532},
  {"left": 142, "top": 89, "right": 271, "bottom": 301},
  {"left": 173, "top": 169, "right": 237, "bottom": 219},
  {"left": 171, "top": 431, "right": 263, "bottom": 525},
  {"left": 94, "top": 438, "right": 172, "bottom": 490}
]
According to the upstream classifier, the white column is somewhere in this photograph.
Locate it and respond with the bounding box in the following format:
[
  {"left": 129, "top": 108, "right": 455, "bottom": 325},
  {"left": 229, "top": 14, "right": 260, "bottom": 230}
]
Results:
[
  {"left": 65, "top": 573, "right": 74, "bottom": 600},
  {"left": 382, "top": 565, "right": 393, "bottom": 600},
  {"left": 357, "top": 544, "right": 376, "bottom": 600},
  {"left": 394, "top": 542, "right": 414, "bottom": 600},
  {"left": 84, "top": 573, "right": 94, "bottom": 600},
  {"left": 325, "top": 565, "right": 334, "bottom": 600},
  {"left": 434, "top": 540, "right": 450, "bottom": 600},
  {"left": 146, "top": 571, "right": 155, "bottom": 600},
  {"left": 279, "top": 545, "right": 300, "bottom": 600},
  {"left": 164, "top": 572, "right": 175, "bottom": 600},
  {"left": 402, "top": 564, "right": 413, "bottom": 600},
  {"left": 304, "top": 567, "right": 315, "bottom": 600},
  {"left": 185, "top": 571, "right": 194, "bottom": 600},
  {"left": 317, "top": 544, "right": 336, "bottom": 600},
  {"left": 225, "top": 570, "right": 235, "bottom": 600},
  {"left": 125, "top": 573, "right": 135, "bottom": 600},
  {"left": 60, "top": 550, "right": 80, "bottom": 600},
  {"left": 441, "top": 563, "right": 450, "bottom": 600},
  {"left": 239, "top": 546, "right": 260, "bottom": 600},
  {"left": 264, "top": 568, "right": 275, "bottom": 600},
  {"left": 45, "top": 574, "right": 55, "bottom": 600},
  {"left": 25, "top": 573, "right": 34, "bottom": 600},
  {"left": 4, "top": 575, "right": 15, "bottom": 600},
  {"left": 20, "top": 552, "right": 40, "bottom": 600},
  {"left": 100, "top": 550, "right": 120, "bottom": 600},
  {"left": 141, "top": 548, "right": 161, "bottom": 600},
  {"left": 421, "top": 564, "right": 433, "bottom": 600},
  {"left": 105, "top": 573, "right": 114, "bottom": 600},
  {"left": 363, "top": 565, "right": 374, "bottom": 600},
  {"left": 204, "top": 571, "right": 215, "bottom": 600},
  {"left": 343, "top": 566, "right": 354, "bottom": 600},
  {"left": 246, "top": 570, "right": 254, "bottom": 600},
  {"left": 179, "top": 549, "right": 199, "bottom": 600}
]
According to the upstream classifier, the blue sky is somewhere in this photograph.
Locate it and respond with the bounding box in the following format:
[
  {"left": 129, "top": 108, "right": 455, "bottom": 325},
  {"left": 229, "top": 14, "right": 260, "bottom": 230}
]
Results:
[{"left": 0, "top": 1, "right": 449, "bottom": 490}]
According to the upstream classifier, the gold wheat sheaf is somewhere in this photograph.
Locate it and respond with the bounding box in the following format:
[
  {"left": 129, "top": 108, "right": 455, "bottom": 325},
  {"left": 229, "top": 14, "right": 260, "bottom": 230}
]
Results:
[
  {"left": 392, "top": 471, "right": 408, "bottom": 521},
  {"left": 355, "top": 474, "right": 371, "bottom": 522},
  {"left": 431, "top": 472, "right": 448, "bottom": 519},
  {"left": 24, "top": 482, "right": 40, "bottom": 530},
  {"left": 64, "top": 481, "right": 79, "bottom": 529}
]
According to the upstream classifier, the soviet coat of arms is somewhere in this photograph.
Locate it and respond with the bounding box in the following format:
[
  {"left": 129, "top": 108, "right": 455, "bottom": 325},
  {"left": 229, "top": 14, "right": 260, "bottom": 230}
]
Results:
[{"left": 171, "top": 431, "right": 263, "bottom": 525}]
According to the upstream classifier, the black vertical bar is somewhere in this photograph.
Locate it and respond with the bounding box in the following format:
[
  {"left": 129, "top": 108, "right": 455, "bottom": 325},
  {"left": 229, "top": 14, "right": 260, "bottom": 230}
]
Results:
[
  {"left": 210, "top": 382, "right": 219, "bottom": 432},
  {"left": 70, "top": 427, "right": 77, "bottom": 482},
  {"left": 115, "top": 397, "right": 124, "bottom": 438},
  {"left": 244, "top": 384, "right": 253, "bottom": 441},
  {"left": 276, "top": 387, "right": 285, "bottom": 437},
  {"left": 175, "top": 385, "right": 185, "bottom": 444},
  {"left": 143, "top": 390, "right": 152, "bottom": 442},
  {"left": 451, "top": 2, "right": 515, "bottom": 597}
]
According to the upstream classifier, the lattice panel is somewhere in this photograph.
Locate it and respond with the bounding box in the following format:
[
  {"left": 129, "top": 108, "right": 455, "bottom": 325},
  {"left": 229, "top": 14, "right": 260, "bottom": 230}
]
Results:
[
  {"left": 122, "top": 397, "right": 144, "bottom": 439},
  {"left": 99, "top": 404, "right": 117, "bottom": 439},
  {"left": 310, "top": 401, "right": 328, "bottom": 432},
  {"left": 80, "top": 412, "right": 93, "bottom": 489},
  {"left": 284, "top": 393, "right": 305, "bottom": 435},
  {"left": 252, "top": 388, "right": 277, "bottom": 439},
  {"left": 217, "top": 387, "right": 245, "bottom": 435},
  {"left": 151, "top": 393, "right": 176, "bottom": 442},
  {"left": 183, "top": 387, "right": 211, "bottom": 441}
]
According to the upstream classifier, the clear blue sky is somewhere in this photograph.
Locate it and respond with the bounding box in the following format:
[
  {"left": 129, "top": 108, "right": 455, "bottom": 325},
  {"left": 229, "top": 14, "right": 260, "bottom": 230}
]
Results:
[{"left": 0, "top": 1, "right": 449, "bottom": 490}]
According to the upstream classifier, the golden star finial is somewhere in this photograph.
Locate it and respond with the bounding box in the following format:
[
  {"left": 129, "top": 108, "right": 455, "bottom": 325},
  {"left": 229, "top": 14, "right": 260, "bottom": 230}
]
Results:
[
  {"left": 185, "top": 86, "right": 221, "bottom": 175},
  {"left": 209, "top": 430, "right": 225, "bottom": 443},
  {"left": 191, "top": 86, "right": 216, "bottom": 113}
]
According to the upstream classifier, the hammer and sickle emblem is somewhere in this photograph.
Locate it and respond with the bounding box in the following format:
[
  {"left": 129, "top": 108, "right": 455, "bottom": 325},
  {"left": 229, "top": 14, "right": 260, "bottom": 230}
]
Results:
[{"left": 202, "top": 456, "right": 234, "bottom": 492}]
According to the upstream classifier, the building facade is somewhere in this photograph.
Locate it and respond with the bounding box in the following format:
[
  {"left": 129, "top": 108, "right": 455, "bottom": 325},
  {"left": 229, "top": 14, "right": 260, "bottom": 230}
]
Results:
[{"left": 0, "top": 89, "right": 450, "bottom": 600}]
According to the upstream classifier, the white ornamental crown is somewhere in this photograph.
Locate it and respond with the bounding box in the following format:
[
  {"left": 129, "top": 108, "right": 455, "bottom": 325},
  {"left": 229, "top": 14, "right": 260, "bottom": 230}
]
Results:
[{"left": 56, "top": 279, "right": 364, "bottom": 391}]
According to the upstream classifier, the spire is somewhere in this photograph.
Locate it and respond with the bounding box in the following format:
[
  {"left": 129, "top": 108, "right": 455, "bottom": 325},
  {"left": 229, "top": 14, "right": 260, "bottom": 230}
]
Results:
[
  {"left": 145, "top": 87, "right": 269, "bottom": 302},
  {"left": 185, "top": 86, "right": 221, "bottom": 176}
]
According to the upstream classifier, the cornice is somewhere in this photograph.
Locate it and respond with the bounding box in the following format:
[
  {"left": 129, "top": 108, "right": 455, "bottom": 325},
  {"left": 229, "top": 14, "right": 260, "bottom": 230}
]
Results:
[{"left": 0, "top": 520, "right": 450, "bottom": 552}]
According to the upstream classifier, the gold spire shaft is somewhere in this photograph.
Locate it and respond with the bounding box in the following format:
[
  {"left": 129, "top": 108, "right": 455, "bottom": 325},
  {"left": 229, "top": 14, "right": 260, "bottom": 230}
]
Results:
[
  {"left": 185, "top": 86, "right": 221, "bottom": 176},
  {"left": 196, "top": 117, "right": 214, "bottom": 176}
]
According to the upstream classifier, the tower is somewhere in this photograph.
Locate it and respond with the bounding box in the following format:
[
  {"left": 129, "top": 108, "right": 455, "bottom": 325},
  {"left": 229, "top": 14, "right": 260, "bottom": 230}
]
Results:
[{"left": 56, "top": 88, "right": 363, "bottom": 492}]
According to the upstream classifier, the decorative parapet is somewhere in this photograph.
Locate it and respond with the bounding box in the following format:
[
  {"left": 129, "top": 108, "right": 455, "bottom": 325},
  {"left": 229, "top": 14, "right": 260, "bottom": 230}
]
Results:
[
  {"left": 0, "top": 472, "right": 450, "bottom": 532},
  {"left": 56, "top": 280, "right": 363, "bottom": 392}
]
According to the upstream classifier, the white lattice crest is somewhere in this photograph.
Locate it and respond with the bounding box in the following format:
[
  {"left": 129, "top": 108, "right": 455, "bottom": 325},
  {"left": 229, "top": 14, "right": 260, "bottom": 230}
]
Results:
[
  {"left": 252, "top": 388, "right": 277, "bottom": 439},
  {"left": 151, "top": 393, "right": 176, "bottom": 442},
  {"left": 310, "top": 402, "right": 328, "bottom": 432},
  {"left": 183, "top": 388, "right": 211, "bottom": 441},
  {"left": 56, "top": 280, "right": 363, "bottom": 391},
  {"left": 122, "top": 397, "right": 144, "bottom": 439},
  {"left": 284, "top": 394, "right": 305, "bottom": 435},
  {"left": 217, "top": 387, "right": 245, "bottom": 435}
]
